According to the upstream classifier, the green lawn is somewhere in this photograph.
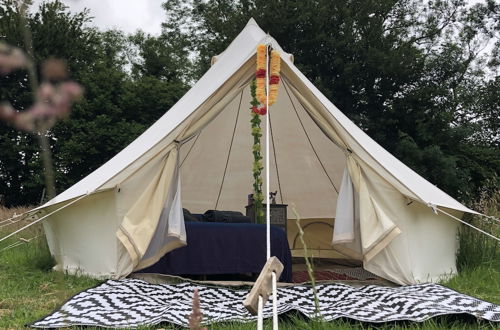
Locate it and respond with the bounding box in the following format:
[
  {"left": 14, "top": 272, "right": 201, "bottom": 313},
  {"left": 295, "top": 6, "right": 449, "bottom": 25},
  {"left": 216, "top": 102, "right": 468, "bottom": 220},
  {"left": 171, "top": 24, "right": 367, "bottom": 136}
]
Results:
[{"left": 0, "top": 218, "right": 498, "bottom": 329}]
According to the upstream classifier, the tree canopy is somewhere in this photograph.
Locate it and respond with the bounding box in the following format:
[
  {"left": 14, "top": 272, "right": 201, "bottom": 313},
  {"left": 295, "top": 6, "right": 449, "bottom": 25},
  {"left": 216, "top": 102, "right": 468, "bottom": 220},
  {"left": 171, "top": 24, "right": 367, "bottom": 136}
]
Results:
[
  {"left": 162, "top": 0, "right": 499, "bottom": 203},
  {"left": 0, "top": 0, "right": 189, "bottom": 206},
  {"left": 0, "top": 0, "right": 498, "bottom": 207}
]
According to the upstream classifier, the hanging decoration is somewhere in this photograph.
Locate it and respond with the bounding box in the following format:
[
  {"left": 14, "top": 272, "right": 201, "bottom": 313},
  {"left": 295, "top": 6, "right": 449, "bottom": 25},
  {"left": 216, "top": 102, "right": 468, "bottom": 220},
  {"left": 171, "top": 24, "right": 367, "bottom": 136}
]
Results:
[
  {"left": 250, "top": 79, "right": 264, "bottom": 223},
  {"left": 255, "top": 44, "right": 267, "bottom": 105},
  {"left": 249, "top": 44, "right": 281, "bottom": 223},
  {"left": 255, "top": 45, "right": 281, "bottom": 107},
  {"left": 268, "top": 50, "right": 281, "bottom": 106}
]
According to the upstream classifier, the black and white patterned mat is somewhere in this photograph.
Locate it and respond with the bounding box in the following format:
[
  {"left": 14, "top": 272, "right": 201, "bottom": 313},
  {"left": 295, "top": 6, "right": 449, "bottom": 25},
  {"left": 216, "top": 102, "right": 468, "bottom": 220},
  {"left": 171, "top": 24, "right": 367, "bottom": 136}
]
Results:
[{"left": 31, "top": 278, "right": 499, "bottom": 328}]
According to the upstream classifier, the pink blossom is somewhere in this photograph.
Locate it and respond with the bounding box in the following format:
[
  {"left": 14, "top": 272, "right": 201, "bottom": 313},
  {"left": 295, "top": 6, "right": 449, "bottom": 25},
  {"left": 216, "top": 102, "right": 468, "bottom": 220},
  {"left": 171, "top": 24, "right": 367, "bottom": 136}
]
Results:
[
  {"left": 0, "top": 43, "right": 29, "bottom": 75},
  {"left": 0, "top": 81, "right": 83, "bottom": 132},
  {"left": 41, "top": 58, "right": 68, "bottom": 81},
  {"left": 0, "top": 43, "right": 83, "bottom": 132}
]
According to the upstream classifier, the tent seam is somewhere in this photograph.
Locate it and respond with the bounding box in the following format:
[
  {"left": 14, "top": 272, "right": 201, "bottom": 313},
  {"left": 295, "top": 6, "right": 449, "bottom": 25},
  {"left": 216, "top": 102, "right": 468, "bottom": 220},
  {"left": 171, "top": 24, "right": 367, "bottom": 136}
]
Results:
[
  {"left": 282, "top": 79, "right": 339, "bottom": 194},
  {"left": 215, "top": 90, "right": 244, "bottom": 210}
]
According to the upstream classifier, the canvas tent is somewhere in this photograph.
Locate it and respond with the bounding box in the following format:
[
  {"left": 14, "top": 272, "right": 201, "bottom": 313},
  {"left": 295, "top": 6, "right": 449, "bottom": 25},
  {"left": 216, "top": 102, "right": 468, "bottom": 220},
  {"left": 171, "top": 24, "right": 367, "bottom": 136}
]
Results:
[{"left": 33, "top": 19, "right": 475, "bottom": 285}]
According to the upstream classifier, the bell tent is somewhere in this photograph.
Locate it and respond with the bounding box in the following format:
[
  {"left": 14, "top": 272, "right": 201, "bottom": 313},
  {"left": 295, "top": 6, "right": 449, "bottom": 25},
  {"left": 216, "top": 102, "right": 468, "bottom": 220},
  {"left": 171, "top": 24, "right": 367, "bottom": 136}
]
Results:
[{"left": 31, "top": 19, "right": 474, "bottom": 285}]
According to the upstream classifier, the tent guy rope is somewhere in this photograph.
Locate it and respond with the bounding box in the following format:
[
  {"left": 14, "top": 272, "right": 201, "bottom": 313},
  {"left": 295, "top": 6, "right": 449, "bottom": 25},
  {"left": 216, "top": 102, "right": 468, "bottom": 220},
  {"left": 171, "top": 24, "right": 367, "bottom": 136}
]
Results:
[
  {"left": 430, "top": 204, "right": 500, "bottom": 242},
  {"left": 0, "top": 210, "right": 32, "bottom": 226},
  {"left": 0, "top": 194, "right": 88, "bottom": 243},
  {"left": 0, "top": 235, "right": 40, "bottom": 253}
]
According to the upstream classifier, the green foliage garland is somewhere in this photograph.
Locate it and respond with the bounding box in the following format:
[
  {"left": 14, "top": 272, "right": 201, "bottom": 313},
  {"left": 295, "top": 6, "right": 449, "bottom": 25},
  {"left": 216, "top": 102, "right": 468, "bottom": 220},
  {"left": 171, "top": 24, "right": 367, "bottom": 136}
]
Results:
[{"left": 250, "top": 79, "right": 264, "bottom": 224}]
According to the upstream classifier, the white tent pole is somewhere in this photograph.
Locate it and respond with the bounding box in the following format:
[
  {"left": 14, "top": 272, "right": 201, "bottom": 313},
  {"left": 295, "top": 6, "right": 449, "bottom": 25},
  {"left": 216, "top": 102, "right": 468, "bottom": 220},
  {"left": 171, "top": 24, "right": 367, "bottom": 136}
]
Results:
[
  {"left": 0, "top": 194, "right": 87, "bottom": 243},
  {"left": 265, "top": 43, "right": 271, "bottom": 261},
  {"left": 257, "top": 295, "right": 264, "bottom": 330},
  {"left": 272, "top": 271, "right": 278, "bottom": 330}
]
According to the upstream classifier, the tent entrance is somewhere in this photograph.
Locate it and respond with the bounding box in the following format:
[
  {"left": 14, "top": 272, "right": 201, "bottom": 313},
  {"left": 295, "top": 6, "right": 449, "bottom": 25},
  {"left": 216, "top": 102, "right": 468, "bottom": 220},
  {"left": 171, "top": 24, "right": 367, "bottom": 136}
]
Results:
[
  {"left": 135, "top": 77, "right": 370, "bottom": 282},
  {"left": 176, "top": 78, "right": 352, "bottom": 261}
]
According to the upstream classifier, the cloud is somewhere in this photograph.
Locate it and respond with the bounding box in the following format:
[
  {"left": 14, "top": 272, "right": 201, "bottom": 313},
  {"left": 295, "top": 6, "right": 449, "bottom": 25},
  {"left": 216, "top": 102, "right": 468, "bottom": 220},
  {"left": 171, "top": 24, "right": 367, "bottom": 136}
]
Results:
[{"left": 30, "top": 0, "right": 165, "bottom": 35}]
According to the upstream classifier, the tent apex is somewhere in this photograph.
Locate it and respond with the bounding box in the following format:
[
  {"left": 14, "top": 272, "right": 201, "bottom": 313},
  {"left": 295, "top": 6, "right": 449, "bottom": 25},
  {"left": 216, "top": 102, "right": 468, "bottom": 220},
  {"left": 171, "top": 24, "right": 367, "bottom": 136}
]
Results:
[{"left": 245, "top": 17, "right": 259, "bottom": 27}]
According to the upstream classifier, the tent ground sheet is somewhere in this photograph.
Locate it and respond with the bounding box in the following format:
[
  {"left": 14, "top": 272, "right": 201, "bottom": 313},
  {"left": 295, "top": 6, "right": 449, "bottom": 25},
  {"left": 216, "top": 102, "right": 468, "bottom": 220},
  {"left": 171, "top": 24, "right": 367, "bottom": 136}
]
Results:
[{"left": 31, "top": 278, "right": 499, "bottom": 328}]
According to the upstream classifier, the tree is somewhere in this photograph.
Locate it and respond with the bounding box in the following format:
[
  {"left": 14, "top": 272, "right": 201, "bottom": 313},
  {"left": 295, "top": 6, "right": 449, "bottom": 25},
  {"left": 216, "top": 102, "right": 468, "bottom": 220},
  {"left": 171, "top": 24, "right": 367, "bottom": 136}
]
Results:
[
  {"left": 161, "top": 0, "right": 499, "bottom": 203},
  {"left": 49, "top": 19, "right": 190, "bottom": 202},
  {"left": 0, "top": 0, "right": 96, "bottom": 206},
  {"left": 0, "top": 1, "right": 190, "bottom": 206}
]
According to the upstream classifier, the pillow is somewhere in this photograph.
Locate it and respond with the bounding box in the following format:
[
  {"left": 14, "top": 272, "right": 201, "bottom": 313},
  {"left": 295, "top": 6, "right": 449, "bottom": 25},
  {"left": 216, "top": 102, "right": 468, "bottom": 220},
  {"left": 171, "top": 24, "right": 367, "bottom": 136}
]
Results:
[
  {"left": 203, "top": 210, "right": 251, "bottom": 223},
  {"left": 183, "top": 208, "right": 200, "bottom": 222}
]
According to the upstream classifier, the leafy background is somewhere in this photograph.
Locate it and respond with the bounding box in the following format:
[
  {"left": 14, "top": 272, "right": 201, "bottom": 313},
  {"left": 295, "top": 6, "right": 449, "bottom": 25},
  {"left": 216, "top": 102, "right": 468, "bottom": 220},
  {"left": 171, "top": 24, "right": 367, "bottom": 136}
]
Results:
[{"left": 0, "top": 0, "right": 498, "bottom": 207}]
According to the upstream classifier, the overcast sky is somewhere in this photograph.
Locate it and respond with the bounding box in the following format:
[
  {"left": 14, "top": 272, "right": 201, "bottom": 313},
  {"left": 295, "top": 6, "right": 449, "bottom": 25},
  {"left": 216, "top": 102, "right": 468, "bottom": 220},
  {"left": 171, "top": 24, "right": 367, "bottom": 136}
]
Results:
[{"left": 31, "top": 0, "right": 166, "bottom": 36}]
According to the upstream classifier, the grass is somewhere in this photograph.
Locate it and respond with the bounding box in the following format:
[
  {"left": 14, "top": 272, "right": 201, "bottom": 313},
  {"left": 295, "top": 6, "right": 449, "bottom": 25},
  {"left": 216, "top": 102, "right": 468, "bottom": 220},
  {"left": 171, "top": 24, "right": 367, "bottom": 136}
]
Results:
[
  {"left": 0, "top": 205, "right": 499, "bottom": 329},
  {"left": 0, "top": 206, "right": 101, "bottom": 328},
  {"left": 456, "top": 191, "right": 499, "bottom": 272}
]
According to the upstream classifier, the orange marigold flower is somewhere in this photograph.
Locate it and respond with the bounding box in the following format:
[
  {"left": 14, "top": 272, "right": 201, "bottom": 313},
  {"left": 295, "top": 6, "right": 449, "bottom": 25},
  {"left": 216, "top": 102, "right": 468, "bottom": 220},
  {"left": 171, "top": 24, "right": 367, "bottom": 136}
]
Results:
[
  {"left": 268, "top": 50, "right": 281, "bottom": 106},
  {"left": 256, "top": 44, "right": 267, "bottom": 105}
]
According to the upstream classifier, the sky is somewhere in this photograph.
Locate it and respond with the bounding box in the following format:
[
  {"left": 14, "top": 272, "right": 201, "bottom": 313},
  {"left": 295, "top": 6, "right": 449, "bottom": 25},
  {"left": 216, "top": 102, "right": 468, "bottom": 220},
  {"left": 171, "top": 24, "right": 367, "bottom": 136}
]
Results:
[
  {"left": 31, "top": 0, "right": 166, "bottom": 36},
  {"left": 29, "top": 0, "right": 495, "bottom": 70}
]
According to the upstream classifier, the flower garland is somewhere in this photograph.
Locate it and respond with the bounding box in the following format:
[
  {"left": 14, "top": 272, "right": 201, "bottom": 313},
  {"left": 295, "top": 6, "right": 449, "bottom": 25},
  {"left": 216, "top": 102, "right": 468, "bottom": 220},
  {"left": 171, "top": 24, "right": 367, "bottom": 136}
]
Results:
[
  {"left": 249, "top": 45, "right": 281, "bottom": 224},
  {"left": 249, "top": 79, "right": 264, "bottom": 223},
  {"left": 254, "top": 44, "right": 281, "bottom": 112},
  {"left": 268, "top": 50, "right": 281, "bottom": 106},
  {"left": 255, "top": 44, "right": 267, "bottom": 105}
]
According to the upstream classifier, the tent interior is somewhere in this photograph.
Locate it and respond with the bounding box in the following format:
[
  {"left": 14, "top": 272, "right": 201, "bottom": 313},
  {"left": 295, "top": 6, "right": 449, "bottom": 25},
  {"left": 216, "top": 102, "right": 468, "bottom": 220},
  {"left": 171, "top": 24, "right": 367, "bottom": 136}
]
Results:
[{"left": 140, "top": 74, "right": 368, "bottom": 282}]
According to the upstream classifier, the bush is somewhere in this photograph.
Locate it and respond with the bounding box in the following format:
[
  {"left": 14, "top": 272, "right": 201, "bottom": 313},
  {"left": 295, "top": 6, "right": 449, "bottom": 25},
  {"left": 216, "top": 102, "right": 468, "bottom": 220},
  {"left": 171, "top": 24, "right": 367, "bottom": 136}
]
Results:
[{"left": 456, "top": 191, "right": 499, "bottom": 272}]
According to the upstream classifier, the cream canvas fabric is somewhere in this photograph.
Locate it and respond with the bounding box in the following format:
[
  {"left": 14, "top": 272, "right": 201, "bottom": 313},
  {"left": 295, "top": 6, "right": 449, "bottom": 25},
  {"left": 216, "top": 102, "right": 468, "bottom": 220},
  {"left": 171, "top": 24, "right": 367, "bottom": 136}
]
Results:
[
  {"left": 35, "top": 18, "right": 471, "bottom": 284},
  {"left": 332, "top": 168, "right": 356, "bottom": 244}
]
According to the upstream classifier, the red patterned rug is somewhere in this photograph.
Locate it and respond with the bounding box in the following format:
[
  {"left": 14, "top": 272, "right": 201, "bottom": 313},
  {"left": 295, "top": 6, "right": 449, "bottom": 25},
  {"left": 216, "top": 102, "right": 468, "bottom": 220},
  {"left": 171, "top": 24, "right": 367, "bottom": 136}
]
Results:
[{"left": 292, "top": 268, "right": 378, "bottom": 283}]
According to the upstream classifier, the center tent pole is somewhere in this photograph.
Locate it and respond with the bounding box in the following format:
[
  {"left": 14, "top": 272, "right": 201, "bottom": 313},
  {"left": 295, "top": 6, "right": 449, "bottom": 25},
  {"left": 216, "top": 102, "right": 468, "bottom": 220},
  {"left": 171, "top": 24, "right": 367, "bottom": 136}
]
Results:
[{"left": 265, "top": 43, "right": 271, "bottom": 261}]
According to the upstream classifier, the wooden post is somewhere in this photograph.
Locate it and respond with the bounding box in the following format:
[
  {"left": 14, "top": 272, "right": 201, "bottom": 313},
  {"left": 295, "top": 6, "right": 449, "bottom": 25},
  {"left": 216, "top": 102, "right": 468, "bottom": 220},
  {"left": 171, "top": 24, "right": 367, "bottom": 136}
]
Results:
[{"left": 243, "top": 256, "right": 284, "bottom": 315}]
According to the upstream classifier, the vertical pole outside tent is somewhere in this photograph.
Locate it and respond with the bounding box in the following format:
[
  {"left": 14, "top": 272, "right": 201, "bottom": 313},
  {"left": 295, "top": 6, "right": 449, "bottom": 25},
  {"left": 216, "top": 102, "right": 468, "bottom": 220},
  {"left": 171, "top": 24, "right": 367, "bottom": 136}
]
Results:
[
  {"left": 267, "top": 43, "right": 279, "bottom": 330},
  {"left": 265, "top": 44, "right": 271, "bottom": 261},
  {"left": 257, "top": 295, "right": 264, "bottom": 330},
  {"left": 256, "top": 42, "right": 278, "bottom": 330},
  {"left": 272, "top": 271, "right": 278, "bottom": 328}
]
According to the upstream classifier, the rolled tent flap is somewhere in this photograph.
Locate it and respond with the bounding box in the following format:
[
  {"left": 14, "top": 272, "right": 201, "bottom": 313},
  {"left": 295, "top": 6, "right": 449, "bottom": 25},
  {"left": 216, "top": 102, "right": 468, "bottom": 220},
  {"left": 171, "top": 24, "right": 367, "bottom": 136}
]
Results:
[
  {"left": 332, "top": 168, "right": 356, "bottom": 244},
  {"left": 332, "top": 167, "right": 363, "bottom": 260},
  {"left": 116, "top": 145, "right": 186, "bottom": 270},
  {"left": 286, "top": 70, "right": 402, "bottom": 263},
  {"left": 135, "top": 155, "right": 186, "bottom": 271},
  {"left": 347, "top": 156, "right": 401, "bottom": 262}
]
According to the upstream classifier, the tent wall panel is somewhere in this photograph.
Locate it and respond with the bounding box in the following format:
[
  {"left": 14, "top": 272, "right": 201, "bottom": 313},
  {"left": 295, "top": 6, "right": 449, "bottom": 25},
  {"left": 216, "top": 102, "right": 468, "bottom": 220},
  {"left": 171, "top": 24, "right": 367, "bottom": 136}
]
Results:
[
  {"left": 365, "top": 234, "right": 414, "bottom": 285},
  {"left": 287, "top": 218, "right": 347, "bottom": 259},
  {"left": 405, "top": 203, "right": 459, "bottom": 282},
  {"left": 180, "top": 80, "right": 346, "bottom": 218},
  {"left": 45, "top": 191, "right": 118, "bottom": 277},
  {"left": 265, "top": 83, "right": 345, "bottom": 218},
  {"left": 180, "top": 89, "right": 250, "bottom": 213}
]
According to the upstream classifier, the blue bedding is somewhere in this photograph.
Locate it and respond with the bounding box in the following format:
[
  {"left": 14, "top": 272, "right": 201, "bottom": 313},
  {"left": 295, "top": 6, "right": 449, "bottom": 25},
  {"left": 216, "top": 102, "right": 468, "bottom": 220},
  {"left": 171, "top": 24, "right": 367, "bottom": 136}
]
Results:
[{"left": 138, "top": 222, "right": 292, "bottom": 282}]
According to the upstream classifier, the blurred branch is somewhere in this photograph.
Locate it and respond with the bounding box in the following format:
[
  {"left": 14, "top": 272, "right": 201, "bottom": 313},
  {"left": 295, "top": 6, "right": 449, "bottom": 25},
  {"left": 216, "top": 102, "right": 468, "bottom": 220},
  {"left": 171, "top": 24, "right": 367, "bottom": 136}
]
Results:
[{"left": 0, "top": 1, "right": 83, "bottom": 202}]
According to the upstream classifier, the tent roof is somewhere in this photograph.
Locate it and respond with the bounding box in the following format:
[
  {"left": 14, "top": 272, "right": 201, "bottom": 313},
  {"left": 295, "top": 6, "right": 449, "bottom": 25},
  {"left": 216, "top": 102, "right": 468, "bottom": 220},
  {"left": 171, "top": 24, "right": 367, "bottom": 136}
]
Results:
[{"left": 38, "top": 18, "right": 475, "bottom": 215}]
